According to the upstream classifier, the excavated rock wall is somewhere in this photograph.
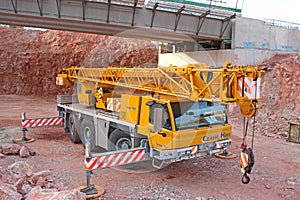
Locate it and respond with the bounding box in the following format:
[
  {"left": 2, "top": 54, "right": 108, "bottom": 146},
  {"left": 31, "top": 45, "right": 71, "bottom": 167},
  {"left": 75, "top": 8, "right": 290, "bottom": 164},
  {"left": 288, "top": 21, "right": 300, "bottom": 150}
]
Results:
[
  {"left": 0, "top": 27, "right": 107, "bottom": 96},
  {"left": 0, "top": 27, "right": 158, "bottom": 97}
]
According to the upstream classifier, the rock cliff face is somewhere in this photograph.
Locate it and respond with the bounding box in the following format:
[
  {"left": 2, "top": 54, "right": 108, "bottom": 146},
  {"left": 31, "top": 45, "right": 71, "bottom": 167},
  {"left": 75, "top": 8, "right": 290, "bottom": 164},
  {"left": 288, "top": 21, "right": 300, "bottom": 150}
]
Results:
[
  {"left": 0, "top": 27, "right": 158, "bottom": 97},
  {"left": 0, "top": 28, "right": 107, "bottom": 96}
]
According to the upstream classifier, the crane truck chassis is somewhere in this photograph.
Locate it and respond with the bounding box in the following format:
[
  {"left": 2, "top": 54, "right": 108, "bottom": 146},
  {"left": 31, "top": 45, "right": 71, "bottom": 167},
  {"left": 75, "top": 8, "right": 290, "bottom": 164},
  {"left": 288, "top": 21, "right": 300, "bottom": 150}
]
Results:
[{"left": 56, "top": 62, "right": 262, "bottom": 168}]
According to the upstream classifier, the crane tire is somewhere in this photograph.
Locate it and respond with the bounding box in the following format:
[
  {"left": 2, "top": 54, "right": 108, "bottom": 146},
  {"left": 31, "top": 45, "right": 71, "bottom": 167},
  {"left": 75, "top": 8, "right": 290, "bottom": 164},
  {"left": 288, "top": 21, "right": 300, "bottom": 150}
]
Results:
[
  {"left": 80, "top": 119, "right": 96, "bottom": 151},
  {"left": 68, "top": 114, "right": 81, "bottom": 143},
  {"left": 108, "top": 129, "right": 131, "bottom": 151}
]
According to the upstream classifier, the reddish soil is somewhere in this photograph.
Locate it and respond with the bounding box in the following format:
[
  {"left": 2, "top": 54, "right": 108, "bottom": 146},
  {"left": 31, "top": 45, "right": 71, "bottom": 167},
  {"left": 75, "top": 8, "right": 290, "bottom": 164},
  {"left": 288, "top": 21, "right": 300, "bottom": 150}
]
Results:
[{"left": 1, "top": 95, "right": 299, "bottom": 200}]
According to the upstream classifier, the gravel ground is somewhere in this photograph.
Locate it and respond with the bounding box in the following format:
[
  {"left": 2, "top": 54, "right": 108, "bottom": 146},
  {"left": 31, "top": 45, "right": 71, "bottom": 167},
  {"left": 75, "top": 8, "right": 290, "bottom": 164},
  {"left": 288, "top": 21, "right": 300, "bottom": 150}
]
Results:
[{"left": 0, "top": 95, "right": 300, "bottom": 200}]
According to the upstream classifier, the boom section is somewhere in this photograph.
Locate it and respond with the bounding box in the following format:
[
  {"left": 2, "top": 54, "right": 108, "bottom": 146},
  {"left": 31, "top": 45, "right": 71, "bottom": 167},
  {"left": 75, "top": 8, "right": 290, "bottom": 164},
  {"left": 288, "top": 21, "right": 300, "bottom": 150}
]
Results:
[{"left": 58, "top": 66, "right": 193, "bottom": 99}]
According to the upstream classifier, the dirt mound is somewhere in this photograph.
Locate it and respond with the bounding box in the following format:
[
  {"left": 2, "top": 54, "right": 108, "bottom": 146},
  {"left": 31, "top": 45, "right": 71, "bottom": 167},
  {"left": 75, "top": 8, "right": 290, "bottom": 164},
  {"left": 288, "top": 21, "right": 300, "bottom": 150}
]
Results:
[
  {"left": 0, "top": 27, "right": 158, "bottom": 97},
  {"left": 257, "top": 53, "right": 300, "bottom": 136}
]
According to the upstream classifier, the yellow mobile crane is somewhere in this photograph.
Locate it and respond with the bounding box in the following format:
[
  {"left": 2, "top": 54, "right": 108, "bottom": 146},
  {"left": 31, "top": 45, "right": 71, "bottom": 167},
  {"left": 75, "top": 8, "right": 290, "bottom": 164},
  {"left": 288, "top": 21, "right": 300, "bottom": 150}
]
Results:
[{"left": 56, "top": 62, "right": 262, "bottom": 167}]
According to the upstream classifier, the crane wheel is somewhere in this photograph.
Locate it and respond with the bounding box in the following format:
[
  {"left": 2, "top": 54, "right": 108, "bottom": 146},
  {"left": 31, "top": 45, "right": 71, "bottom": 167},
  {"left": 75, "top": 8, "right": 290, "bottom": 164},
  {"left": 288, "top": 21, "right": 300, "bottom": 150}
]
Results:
[
  {"left": 108, "top": 129, "right": 131, "bottom": 151},
  {"left": 80, "top": 119, "right": 96, "bottom": 151},
  {"left": 108, "top": 129, "right": 140, "bottom": 170},
  {"left": 68, "top": 114, "right": 81, "bottom": 143}
]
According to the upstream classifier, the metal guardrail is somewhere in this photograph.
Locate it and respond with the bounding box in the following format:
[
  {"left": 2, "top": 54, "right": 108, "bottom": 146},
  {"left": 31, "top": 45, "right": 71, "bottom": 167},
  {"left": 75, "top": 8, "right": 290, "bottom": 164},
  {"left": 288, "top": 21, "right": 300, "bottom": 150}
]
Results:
[{"left": 264, "top": 18, "right": 300, "bottom": 30}]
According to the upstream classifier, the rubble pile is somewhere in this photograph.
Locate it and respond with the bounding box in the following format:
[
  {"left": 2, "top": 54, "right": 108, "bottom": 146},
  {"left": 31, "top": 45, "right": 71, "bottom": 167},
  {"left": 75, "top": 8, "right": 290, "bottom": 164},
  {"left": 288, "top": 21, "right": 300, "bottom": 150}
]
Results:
[
  {"left": 0, "top": 161, "right": 85, "bottom": 200},
  {"left": 0, "top": 27, "right": 158, "bottom": 97},
  {"left": 0, "top": 143, "right": 35, "bottom": 158},
  {"left": 256, "top": 54, "right": 300, "bottom": 136}
]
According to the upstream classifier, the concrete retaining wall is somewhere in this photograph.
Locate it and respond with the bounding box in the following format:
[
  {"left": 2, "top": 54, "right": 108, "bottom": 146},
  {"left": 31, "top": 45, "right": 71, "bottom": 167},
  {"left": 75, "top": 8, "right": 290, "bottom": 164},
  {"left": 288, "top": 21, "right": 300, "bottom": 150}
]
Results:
[
  {"left": 233, "top": 17, "right": 300, "bottom": 53},
  {"left": 159, "top": 49, "right": 276, "bottom": 67},
  {"left": 159, "top": 17, "right": 300, "bottom": 67}
]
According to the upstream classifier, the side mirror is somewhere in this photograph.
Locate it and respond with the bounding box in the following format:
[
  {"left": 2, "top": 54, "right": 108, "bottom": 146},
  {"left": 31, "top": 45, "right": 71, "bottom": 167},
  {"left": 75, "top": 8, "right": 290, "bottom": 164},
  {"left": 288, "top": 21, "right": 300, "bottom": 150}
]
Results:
[
  {"left": 153, "top": 107, "right": 163, "bottom": 132},
  {"left": 146, "top": 101, "right": 155, "bottom": 106}
]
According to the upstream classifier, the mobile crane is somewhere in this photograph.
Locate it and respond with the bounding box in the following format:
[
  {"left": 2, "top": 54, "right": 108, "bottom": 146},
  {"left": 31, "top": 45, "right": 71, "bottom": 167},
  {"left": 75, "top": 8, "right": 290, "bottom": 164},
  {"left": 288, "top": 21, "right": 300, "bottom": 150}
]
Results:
[{"left": 56, "top": 62, "right": 262, "bottom": 168}]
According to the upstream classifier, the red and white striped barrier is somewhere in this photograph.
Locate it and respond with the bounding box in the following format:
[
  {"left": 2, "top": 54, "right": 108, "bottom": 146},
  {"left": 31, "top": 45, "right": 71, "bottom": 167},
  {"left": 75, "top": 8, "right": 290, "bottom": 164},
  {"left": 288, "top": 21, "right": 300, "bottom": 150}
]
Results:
[
  {"left": 22, "top": 116, "right": 63, "bottom": 128},
  {"left": 14, "top": 113, "right": 63, "bottom": 144},
  {"left": 84, "top": 148, "right": 146, "bottom": 171}
]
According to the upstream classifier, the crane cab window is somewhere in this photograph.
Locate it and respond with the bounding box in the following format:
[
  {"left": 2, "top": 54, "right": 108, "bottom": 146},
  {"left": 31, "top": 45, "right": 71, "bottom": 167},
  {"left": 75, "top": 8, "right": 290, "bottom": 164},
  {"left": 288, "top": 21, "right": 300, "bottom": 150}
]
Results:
[{"left": 171, "top": 101, "right": 227, "bottom": 130}]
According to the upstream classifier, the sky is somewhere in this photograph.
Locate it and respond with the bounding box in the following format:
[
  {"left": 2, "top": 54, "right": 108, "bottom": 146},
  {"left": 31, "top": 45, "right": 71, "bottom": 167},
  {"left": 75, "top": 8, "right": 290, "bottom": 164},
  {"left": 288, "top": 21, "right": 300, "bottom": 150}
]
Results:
[
  {"left": 241, "top": 0, "right": 300, "bottom": 23},
  {"left": 194, "top": 0, "right": 300, "bottom": 23}
]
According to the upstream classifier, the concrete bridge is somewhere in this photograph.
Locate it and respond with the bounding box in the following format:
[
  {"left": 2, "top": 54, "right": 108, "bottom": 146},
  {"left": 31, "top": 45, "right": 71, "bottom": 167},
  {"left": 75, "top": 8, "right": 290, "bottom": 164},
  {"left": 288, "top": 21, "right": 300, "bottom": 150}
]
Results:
[{"left": 0, "top": 0, "right": 240, "bottom": 44}]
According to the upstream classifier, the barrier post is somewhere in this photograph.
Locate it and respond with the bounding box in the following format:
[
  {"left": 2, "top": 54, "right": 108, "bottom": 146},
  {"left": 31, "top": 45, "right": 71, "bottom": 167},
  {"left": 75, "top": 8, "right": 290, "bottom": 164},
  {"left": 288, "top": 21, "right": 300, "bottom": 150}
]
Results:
[
  {"left": 76, "top": 144, "right": 147, "bottom": 198},
  {"left": 13, "top": 112, "right": 35, "bottom": 144},
  {"left": 76, "top": 143, "right": 105, "bottom": 198}
]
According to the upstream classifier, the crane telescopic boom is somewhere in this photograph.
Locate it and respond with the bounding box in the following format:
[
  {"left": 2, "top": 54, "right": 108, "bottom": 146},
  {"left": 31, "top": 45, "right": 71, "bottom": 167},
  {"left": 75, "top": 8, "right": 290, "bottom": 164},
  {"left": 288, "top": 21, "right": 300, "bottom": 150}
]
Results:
[{"left": 57, "top": 62, "right": 262, "bottom": 117}]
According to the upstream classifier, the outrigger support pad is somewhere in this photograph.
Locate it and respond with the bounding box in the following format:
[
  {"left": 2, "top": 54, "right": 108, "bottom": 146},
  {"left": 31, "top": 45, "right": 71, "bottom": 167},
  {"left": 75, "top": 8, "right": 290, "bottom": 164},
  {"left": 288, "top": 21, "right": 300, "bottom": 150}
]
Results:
[
  {"left": 80, "top": 171, "right": 98, "bottom": 195},
  {"left": 215, "top": 149, "right": 237, "bottom": 159},
  {"left": 76, "top": 170, "right": 105, "bottom": 199},
  {"left": 76, "top": 144, "right": 105, "bottom": 197},
  {"left": 13, "top": 128, "right": 35, "bottom": 144}
]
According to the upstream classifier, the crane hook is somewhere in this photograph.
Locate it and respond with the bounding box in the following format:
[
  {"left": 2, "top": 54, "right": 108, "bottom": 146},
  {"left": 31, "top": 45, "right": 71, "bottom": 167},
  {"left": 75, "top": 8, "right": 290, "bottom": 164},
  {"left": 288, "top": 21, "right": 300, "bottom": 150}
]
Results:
[
  {"left": 240, "top": 147, "right": 255, "bottom": 184},
  {"left": 242, "top": 172, "right": 250, "bottom": 184}
]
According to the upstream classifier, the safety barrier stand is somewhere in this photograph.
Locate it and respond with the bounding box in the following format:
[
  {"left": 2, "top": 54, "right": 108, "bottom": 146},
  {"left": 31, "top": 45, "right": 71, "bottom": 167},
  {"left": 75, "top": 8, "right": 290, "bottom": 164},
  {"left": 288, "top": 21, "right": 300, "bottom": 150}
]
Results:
[
  {"left": 76, "top": 143, "right": 147, "bottom": 199},
  {"left": 13, "top": 112, "right": 63, "bottom": 144}
]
